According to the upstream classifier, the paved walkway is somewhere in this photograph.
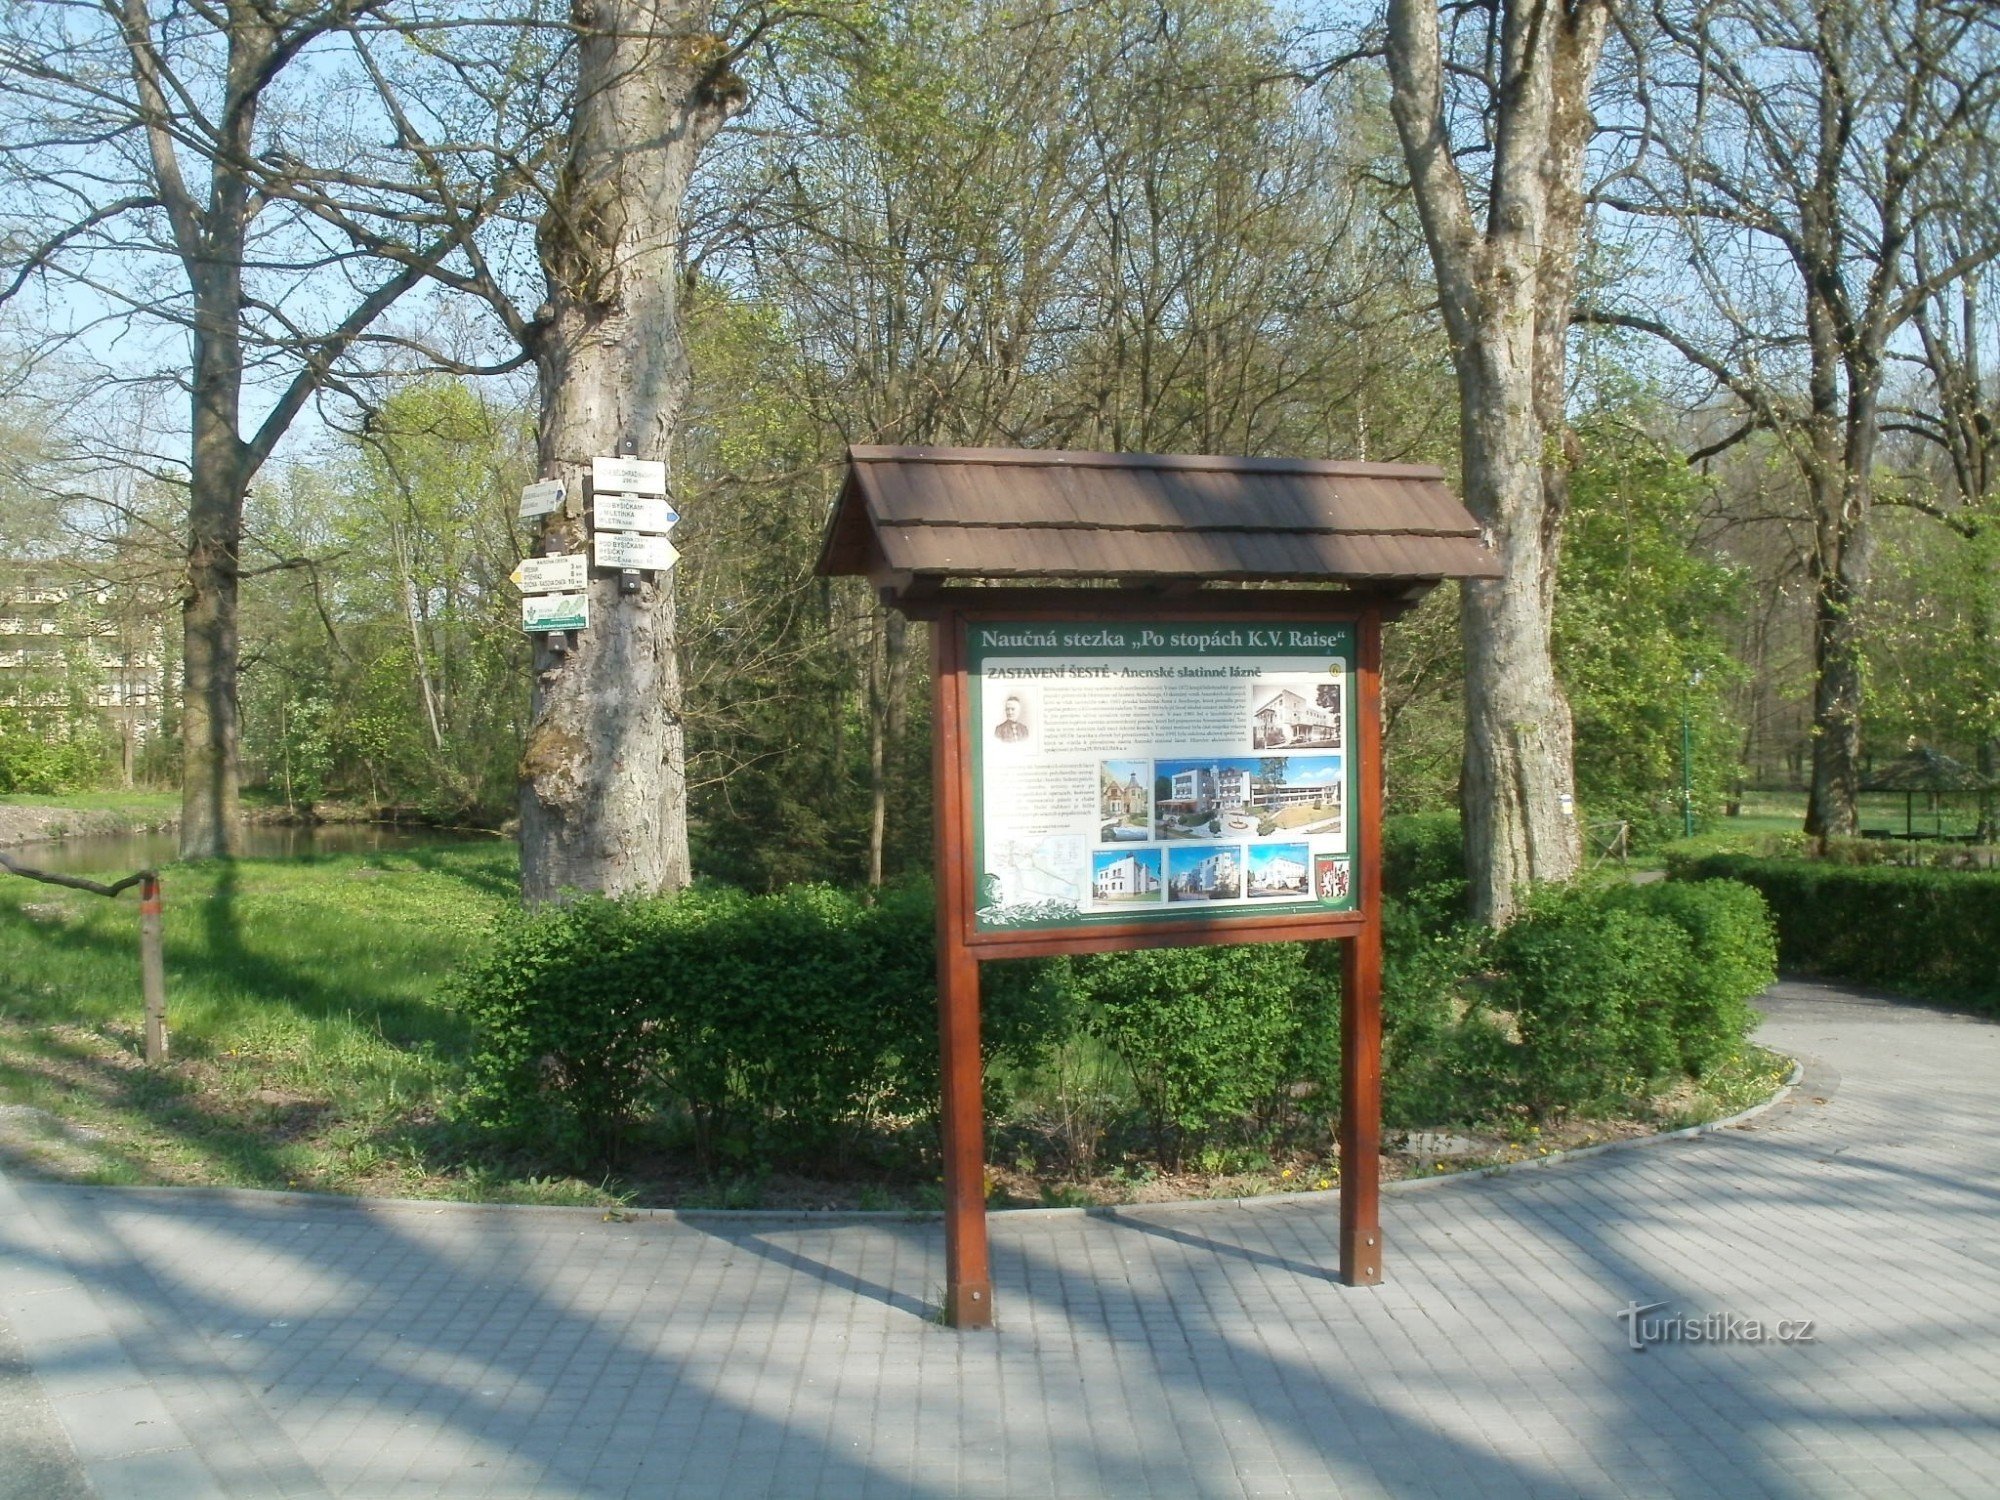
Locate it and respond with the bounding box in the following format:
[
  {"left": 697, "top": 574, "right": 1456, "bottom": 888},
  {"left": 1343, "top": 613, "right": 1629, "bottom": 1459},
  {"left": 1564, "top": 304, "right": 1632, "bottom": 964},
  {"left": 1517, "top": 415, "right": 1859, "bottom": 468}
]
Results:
[{"left": 3, "top": 980, "right": 1997, "bottom": 1499}]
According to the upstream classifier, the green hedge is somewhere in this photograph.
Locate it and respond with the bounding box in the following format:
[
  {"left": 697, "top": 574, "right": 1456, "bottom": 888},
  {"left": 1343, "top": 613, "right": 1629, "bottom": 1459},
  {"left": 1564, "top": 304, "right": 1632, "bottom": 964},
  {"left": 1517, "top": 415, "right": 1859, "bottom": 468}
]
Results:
[
  {"left": 1488, "top": 880, "right": 1772, "bottom": 1115},
  {"left": 1602, "top": 880, "right": 1775, "bottom": 1074},
  {"left": 1059, "top": 943, "right": 1327, "bottom": 1164},
  {"left": 451, "top": 881, "right": 1062, "bottom": 1165},
  {"left": 452, "top": 854, "right": 1779, "bottom": 1171},
  {"left": 1382, "top": 811, "right": 1467, "bottom": 926},
  {"left": 1673, "top": 854, "right": 2000, "bottom": 1009}
]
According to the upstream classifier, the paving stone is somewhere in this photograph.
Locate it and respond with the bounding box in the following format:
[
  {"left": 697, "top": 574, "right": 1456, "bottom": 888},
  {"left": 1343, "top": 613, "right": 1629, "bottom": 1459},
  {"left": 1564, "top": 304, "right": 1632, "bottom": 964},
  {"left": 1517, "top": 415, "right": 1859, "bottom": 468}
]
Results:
[{"left": 0, "top": 981, "right": 1993, "bottom": 1496}]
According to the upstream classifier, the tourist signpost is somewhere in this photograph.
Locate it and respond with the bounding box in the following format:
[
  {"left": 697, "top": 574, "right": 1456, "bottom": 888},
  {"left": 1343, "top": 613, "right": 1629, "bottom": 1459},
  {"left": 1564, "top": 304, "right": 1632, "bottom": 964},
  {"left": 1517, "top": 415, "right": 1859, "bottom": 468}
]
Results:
[
  {"left": 818, "top": 446, "right": 1499, "bottom": 1328},
  {"left": 516, "top": 458, "right": 683, "bottom": 648},
  {"left": 514, "top": 554, "right": 588, "bottom": 594},
  {"left": 595, "top": 495, "right": 678, "bottom": 534}
]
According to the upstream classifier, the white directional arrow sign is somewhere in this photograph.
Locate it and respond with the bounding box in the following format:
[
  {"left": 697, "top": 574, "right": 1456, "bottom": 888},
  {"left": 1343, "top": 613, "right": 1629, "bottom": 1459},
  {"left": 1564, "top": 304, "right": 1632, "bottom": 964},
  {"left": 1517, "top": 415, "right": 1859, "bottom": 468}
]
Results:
[
  {"left": 594, "top": 494, "right": 678, "bottom": 534},
  {"left": 592, "top": 455, "right": 667, "bottom": 495},
  {"left": 513, "top": 554, "right": 587, "bottom": 593},
  {"left": 595, "top": 532, "right": 680, "bottom": 571},
  {"left": 517, "top": 480, "right": 566, "bottom": 519}
]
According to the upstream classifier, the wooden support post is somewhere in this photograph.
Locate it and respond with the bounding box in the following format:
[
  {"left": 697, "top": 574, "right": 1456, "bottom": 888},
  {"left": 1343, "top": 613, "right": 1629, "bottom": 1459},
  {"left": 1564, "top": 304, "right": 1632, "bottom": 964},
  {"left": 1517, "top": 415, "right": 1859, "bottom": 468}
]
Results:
[
  {"left": 139, "top": 873, "right": 168, "bottom": 1066},
  {"left": 932, "top": 610, "right": 993, "bottom": 1328},
  {"left": 1340, "top": 608, "right": 1385, "bottom": 1285}
]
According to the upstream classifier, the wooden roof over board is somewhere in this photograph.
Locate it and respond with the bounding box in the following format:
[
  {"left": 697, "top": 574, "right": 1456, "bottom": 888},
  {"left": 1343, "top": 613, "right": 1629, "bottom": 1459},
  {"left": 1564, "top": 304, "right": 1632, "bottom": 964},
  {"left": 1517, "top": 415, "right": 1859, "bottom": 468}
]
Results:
[{"left": 816, "top": 446, "right": 1500, "bottom": 604}]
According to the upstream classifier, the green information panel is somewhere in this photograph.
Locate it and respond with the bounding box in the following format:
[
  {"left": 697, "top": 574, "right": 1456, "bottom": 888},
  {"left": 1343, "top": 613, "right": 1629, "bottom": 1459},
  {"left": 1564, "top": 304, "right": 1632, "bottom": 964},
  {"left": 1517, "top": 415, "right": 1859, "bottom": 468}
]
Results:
[{"left": 968, "top": 620, "right": 1358, "bottom": 933}]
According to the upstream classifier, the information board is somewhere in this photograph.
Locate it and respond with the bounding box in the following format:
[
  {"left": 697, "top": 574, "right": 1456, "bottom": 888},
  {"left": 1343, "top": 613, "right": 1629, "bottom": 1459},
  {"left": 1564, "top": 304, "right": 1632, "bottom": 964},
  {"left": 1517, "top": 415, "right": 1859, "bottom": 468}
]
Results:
[
  {"left": 522, "top": 593, "right": 588, "bottom": 632},
  {"left": 967, "top": 620, "right": 1357, "bottom": 934}
]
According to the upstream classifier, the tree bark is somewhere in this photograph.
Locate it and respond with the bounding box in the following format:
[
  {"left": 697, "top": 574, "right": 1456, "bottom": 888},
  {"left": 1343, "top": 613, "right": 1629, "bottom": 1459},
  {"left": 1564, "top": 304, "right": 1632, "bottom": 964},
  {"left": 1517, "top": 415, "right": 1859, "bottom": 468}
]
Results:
[
  {"left": 866, "top": 606, "right": 910, "bottom": 888},
  {"left": 1386, "top": 0, "right": 1605, "bottom": 923},
  {"left": 151, "top": 0, "right": 262, "bottom": 861},
  {"left": 179, "top": 405, "right": 248, "bottom": 858},
  {"left": 517, "top": 0, "right": 742, "bottom": 904}
]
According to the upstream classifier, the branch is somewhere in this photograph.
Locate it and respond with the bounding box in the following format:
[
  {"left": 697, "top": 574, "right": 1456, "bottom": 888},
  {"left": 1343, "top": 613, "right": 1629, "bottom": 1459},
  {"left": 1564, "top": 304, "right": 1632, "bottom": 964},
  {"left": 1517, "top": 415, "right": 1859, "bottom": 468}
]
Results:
[
  {"left": 0, "top": 194, "right": 162, "bottom": 305},
  {"left": 1574, "top": 304, "right": 1782, "bottom": 424},
  {"left": 1687, "top": 417, "right": 1760, "bottom": 464},
  {"left": 0, "top": 850, "right": 151, "bottom": 897}
]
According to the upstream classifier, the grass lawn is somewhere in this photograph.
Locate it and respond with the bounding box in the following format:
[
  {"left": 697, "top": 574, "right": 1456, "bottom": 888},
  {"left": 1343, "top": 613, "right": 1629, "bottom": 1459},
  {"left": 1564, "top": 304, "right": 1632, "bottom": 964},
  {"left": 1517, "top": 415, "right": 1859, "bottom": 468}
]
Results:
[
  {"left": 0, "top": 841, "right": 623, "bottom": 1206},
  {"left": 0, "top": 789, "right": 181, "bottom": 815},
  {"left": 1268, "top": 803, "right": 1341, "bottom": 832},
  {"left": 0, "top": 837, "right": 1801, "bottom": 1213}
]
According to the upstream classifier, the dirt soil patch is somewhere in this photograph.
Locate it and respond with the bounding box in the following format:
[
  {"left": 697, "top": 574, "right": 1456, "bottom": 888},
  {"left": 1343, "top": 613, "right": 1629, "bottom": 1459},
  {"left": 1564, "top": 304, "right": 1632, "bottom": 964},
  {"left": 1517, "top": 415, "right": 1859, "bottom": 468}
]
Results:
[{"left": 0, "top": 804, "right": 177, "bottom": 849}]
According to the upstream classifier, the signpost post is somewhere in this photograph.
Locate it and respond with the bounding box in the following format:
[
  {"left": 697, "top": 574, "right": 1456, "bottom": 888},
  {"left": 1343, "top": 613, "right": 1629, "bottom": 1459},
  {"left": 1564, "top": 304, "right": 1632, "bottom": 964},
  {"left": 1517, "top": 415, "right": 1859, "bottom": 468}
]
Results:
[{"left": 816, "top": 445, "right": 1500, "bottom": 1329}]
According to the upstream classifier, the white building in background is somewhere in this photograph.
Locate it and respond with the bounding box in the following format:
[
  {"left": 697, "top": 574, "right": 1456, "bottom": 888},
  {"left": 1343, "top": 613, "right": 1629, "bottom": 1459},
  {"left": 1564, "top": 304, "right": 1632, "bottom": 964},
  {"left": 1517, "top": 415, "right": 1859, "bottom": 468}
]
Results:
[
  {"left": 1248, "top": 854, "right": 1308, "bottom": 894},
  {"left": 1254, "top": 686, "right": 1341, "bottom": 747},
  {"left": 1160, "top": 762, "right": 1341, "bottom": 820},
  {"left": 1093, "top": 853, "right": 1159, "bottom": 898},
  {"left": 1162, "top": 764, "right": 1257, "bottom": 817},
  {"left": 0, "top": 564, "right": 168, "bottom": 774},
  {"left": 1171, "top": 849, "right": 1239, "bottom": 898}
]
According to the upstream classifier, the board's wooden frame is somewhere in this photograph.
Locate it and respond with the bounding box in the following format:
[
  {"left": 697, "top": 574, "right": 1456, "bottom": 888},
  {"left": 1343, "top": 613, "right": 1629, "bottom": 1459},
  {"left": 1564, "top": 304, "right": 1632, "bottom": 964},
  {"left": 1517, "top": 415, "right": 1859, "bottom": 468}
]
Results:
[{"left": 928, "top": 591, "right": 1387, "bottom": 1327}]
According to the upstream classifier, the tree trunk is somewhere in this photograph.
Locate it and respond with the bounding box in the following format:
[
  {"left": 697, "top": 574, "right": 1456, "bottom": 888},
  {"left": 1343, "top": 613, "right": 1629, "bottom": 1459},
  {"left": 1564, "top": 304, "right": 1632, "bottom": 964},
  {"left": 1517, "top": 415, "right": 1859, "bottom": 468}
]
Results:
[
  {"left": 517, "top": 0, "right": 741, "bottom": 905},
  {"left": 1457, "top": 378, "right": 1581, "bottom": 918},
  {"left": 1805, "top": 585, "right": 1865, "bottom": 839},
  {"left": 1803, "top": 284, "right": 1883, "bottom": 839},
  {"left": 866, "top": 606, "right": 909, "bottom": 888},
  {"left": 1386, "top": 0, "right": 1603, "bottom": 923},
  {"left": 178, "top": 279, "right": 250, "bottom": 859}
]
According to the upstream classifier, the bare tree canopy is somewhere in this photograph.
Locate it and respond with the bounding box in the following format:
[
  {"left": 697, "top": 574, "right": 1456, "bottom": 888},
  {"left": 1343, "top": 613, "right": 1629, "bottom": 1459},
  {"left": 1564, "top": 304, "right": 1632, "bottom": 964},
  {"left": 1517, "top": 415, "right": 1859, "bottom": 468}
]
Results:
[
  {"left": 0, "top": 0, "right": 560, "bottom": 856},
  {"left": 1588, "top": 0, "right": 2000, "bottom": 837}
]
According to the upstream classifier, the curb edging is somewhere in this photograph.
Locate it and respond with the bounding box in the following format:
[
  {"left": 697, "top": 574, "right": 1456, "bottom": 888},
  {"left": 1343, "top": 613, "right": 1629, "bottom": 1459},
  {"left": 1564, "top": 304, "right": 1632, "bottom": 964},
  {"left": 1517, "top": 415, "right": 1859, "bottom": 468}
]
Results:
[{"left": 19, "top": 1054, "right": 1806, "bottom": 1230}]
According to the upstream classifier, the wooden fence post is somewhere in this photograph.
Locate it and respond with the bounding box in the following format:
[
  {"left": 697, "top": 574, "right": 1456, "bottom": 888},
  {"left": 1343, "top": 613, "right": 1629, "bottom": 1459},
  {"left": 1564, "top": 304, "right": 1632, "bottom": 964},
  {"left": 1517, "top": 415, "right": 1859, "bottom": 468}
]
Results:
[
  {"left": 140, "top": 873, "right": 168, "bottom": 1064},
  {"left": 0, "top": 852, "right": 164, "bottom": 1062}
]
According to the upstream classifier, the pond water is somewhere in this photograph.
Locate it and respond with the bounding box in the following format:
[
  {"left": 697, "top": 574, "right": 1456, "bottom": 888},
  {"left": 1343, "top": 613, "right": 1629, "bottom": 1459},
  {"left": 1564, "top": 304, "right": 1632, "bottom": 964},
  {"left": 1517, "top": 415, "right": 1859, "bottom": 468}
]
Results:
[{"left": 6, "top": 822, "right": 495, "bottom": 877}]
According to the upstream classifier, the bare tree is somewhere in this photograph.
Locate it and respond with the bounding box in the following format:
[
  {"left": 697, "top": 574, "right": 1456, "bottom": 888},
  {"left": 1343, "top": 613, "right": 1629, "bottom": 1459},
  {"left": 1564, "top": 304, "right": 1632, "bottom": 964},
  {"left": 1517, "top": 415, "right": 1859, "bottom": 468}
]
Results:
[
  {"left": 716, "top": 0, "right": 1444, "bottom": 886},
  {"left": 0, "top": 0, "right": 553, "bottom": 856},
  {"left": 509, "top": 3, "right": 746, "bottom": 901},
  {"left": 259, "top": 0, "right": 755, "bottom": 900},
  {"left": 1888, "top": 214, "right": 2000, "bottom": 787},
  {"left": 1382, "top": 0, "right": 1609, "bottom": 922},
  {"left": 1588, "top": 0, "right": 2000, "bottom": 836}
]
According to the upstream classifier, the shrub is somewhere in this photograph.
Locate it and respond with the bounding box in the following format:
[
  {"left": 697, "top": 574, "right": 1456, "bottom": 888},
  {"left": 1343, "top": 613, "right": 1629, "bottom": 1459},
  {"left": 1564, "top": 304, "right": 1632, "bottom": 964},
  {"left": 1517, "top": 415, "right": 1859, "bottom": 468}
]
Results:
[
  {"left": 452, "top": 865, "right": 1780, "bottom": 1178},
  {"left": 449, "top": 894, "right": 683, "bottom": 1161},
  {"left": 1672, "top": 855, "right": 2000, "bottom": 1010},
  {"left": 451, "top": 879, "right": 1063, "bottom": 1167},
  {"left": 1062, "top": 943, "right": 1318, "bottom": 1163},
  {"left": 1603, "top": 880, "right": 1775, "bottom": 1073},
  {"left": 0, "top": 714, "right": 113, "bottom": 795},
  {"left": 1375, "top": 898, "right": 1504, "bottom": 1126},
  {"left": 1489, "top": 886, "right": 1696, "bottom": 1115},
  {"left": 1382, "top": 811, "right": 1468, "bottom": 928}
]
